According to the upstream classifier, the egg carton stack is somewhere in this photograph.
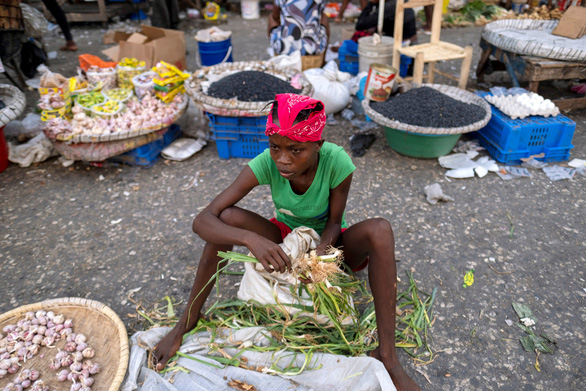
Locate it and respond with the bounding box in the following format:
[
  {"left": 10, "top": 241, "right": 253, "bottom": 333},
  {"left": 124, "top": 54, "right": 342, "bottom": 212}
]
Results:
[{"left": 484, "top": 92, "right": 559, "bottom": 120}]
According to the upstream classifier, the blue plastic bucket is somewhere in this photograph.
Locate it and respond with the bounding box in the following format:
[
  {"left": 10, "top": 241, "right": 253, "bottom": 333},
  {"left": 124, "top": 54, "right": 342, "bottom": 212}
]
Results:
[{"left": 197, "top": 38, "right": 233, "bottom": 67}]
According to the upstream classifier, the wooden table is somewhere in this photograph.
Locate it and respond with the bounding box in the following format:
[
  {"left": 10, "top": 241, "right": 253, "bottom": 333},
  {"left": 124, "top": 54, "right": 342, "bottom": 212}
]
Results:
[{"left": 476, "top": 38, "right": 586, "bottom": 111}]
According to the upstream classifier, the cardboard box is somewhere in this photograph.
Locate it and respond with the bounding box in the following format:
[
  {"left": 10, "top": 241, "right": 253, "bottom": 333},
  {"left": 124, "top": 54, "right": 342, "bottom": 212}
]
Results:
[
  {"left": 552, "top": 6, "right": 586, "bottom": 39},
  {"left": 102, "top": 26, "right": 186, "bottom": 70}
]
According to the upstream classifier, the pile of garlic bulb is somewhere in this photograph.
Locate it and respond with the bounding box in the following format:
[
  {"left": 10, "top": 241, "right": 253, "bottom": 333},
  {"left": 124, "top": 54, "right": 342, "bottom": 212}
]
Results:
[
  {"left": 1, "top": 311, "right": 101, "bottom": 391},
  {"left": 484, "top": 92, "right": 560, "bottom": 120},
  {"left": 44, "top": 93, "right": 187, "bottom": 138}
]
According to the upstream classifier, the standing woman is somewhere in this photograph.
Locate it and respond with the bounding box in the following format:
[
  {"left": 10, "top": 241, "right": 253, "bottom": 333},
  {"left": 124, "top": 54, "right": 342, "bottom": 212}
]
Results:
[{"left": 268, "top": 0, "right": 330, "bottom": 56}]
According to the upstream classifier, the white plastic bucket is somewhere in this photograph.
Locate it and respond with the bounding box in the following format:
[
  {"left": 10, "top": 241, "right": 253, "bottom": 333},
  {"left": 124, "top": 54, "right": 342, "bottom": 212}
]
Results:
[
  {"left": 358, "top": 36, "right": 394, "bottom": 74},
  {"left": 241, "top": 0, "right": 260, "bottom": 20}
]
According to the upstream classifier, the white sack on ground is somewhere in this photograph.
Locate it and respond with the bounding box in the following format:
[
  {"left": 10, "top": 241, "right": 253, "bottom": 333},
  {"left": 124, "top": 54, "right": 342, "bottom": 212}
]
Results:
[
  {"left": 121, "top": 326, "right": 396, "bottom": 391},
  {"left": 8, "top": 132, "right": 57, "bottom": 167},
  {"left": 304, "top": 61, "right": 351, "bottom": 114}
]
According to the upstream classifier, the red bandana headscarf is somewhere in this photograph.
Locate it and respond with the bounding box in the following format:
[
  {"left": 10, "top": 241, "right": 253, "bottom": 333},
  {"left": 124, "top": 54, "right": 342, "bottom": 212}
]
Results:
[{"left": 265, "top": 94, "right": 326, "bottom": 142}]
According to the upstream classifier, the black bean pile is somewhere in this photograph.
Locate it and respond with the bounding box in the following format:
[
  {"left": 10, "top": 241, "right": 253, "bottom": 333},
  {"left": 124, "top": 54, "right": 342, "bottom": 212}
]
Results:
[
  {"left": 370, "top": 87, "right": 486, "bottom": 128},
  {"left": 207, "top": 71, "right": 301, "bottom": 102}
]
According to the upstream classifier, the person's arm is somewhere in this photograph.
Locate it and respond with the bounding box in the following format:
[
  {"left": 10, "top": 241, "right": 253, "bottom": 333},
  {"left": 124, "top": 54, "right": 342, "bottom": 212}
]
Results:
[
  {"left": 320, "top": 12, "right": 330, "bottom": 39},
  {"left": 268, "top": 5, "right": 281, "bottom": 35},
  {"left": 355, "top": 1, "right": 378, "bottom": 31},
  {"left": 336, "top": 0, "right": 353, "bottom": 21},
  {"left": 192, "top": 166, "right": 291, "bottom": 273},
  {"left": 315, "top": 173, "right": 353, "bottom": 255}
]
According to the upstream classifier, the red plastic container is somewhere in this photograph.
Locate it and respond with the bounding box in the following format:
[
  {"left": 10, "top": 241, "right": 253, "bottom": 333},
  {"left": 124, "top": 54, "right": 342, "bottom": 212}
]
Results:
[{"left": 0, "top": 126, "right": 9, "bottom": 173}]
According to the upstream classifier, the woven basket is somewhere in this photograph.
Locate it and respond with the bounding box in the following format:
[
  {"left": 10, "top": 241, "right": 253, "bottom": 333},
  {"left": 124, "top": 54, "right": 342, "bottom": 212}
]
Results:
[
  {"left": 482, "top": 19, "right": 586, "bottom": 62},
  {"left": 0, "top": 84, "right": 26, "bottom": 127},
  {"left": 362, "top": 84, "right": 492, "bottom": 135},
  {"left": 43, "top": 94, "right": 188, "bottom": 143},
  {"left": 0, "top": 298, "right": 129, "bottom": 391},
  {"left": 185, "top": 61, "right": 314, "bottom": 117},
  {"left": 301, "top": 53, "right": 325, "bottom": 71}
]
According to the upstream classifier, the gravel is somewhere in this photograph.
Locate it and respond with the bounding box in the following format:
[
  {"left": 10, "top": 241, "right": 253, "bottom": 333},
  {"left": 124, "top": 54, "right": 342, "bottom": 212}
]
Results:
[
  {"left": 370, "top": 87, "right": 486, "bottom": 128},
  {"left": 207, "top": 71, "right": 301, "bottom": 102}
]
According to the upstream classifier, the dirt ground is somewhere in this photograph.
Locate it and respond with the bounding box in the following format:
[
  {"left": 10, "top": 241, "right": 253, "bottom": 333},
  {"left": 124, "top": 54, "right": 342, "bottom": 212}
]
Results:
[{"left": 1, "top": 10, "right": 585, "bottom": 391}]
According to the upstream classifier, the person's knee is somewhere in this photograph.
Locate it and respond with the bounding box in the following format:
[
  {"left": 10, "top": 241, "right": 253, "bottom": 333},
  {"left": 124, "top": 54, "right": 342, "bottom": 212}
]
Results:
[
  {"left": 368, "top": 218, "right": 394, "bottom": 245},
  {"left": 218, "top": 207, "right": 244, "bottom": 227}
]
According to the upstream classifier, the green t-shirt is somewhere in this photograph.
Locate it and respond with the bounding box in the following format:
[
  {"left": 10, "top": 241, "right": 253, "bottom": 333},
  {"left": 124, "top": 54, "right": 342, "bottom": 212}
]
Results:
[{"left": 248, "top": 142, "right": 356, "bottom": 235}]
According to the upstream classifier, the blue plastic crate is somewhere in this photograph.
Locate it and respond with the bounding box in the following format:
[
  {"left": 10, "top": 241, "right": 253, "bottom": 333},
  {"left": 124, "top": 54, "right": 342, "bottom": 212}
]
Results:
[
  {"left": 110, "top": 124, "right": 182, "bottom": 167},
  {"left": 340, "top": 60, "right": 359, "bottom": 75},
  {"left": 206, "top": 113, "right": 269, "bottom": 159},
  {"left": 206, "top": 113, "right": 268, "bottom": 128},
  {"left": 474, "top": 91, "right": 575, "bottom": 165},
  {"left": 399, "top": 55, "right": 412, "bottom": 78}
]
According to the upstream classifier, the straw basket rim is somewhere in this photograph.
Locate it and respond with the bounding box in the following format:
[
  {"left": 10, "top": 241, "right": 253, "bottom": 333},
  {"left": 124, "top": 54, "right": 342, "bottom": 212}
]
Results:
[
  {"left": 185, "top": 60, "right": 314, "bottom": 117},
  {"left": 0, "top": 84, "right": 26, "bottom": 127},
  {"left": 0, "top": 297, "right": 129, "bottom": 391},
  {"left": 362, "top": 84, "right": 492, "bottom": 135}
]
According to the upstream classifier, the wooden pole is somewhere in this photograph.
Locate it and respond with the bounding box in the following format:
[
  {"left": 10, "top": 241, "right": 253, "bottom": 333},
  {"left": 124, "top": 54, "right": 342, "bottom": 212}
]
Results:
[{"left": 378, "top": 0, "right": 385, "bottom": 35}]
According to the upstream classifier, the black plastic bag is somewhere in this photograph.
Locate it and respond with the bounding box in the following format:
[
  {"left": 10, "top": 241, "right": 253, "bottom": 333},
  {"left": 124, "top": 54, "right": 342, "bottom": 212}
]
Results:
[{"left": 20, "top": 41, "right": 48, "bottom": 79}]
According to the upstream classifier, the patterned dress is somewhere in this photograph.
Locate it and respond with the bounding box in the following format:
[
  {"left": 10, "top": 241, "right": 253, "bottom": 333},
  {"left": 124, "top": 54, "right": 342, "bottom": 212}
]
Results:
[{"left": 270, "top": 0, "right": 328, "bottom": 56}]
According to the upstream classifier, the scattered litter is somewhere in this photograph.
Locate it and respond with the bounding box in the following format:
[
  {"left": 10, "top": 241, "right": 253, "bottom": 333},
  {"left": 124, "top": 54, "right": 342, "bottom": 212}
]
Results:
[
  {"left": 521, "top": 155, "right": 547, "bottom": 169},
  {"left": 326, "top": 113, "right": 338, "bottom": 125},
  {"left": 161, "top": 138, "right": 206, "bottom": 161},
  {"left": 505, "top": 319, "right": 513, "bottom": 327},
  {"left": 542, "top": 165, "right": 576, "bottom": 181},
  {"left": 341, "top": 108, "right": 355, "bottom": 121},
  {"left": 511, "top": 301, "right": 557, "bottom": 371},
  {"left": 439, "top": 153, "right": 498, "bottom": 179},
  {"left": 97, "top": 174, "right": 105, "bottom": 181},
  {"left": 349, "top": 133, "right": 375, "bottom": 157},
  {"left": 47, "top": 51, "right": 57, "bottom": 60},
  {"left": 568, "top": 158, "right": 586, "bottom": 168},
  {"left": 452, "top": 139, "right": 484, "bottom": 154},
  {"left": 495, "top": 166, "right": 531, "bottom": 180},
  {"left": 58, "top": 156, "right": 75, "bottom": 167},
  {"left": 111, "top": 218, "right": 123, "bottom": 225},
  {"left": 349, "top": 118, "right": 379, "bottom": 132},
  {"left": 424, "top": 183, "right": 454, "bottom": 205},
  {"left": 463, "top": 269, "right": 475, "bottom": 288}
]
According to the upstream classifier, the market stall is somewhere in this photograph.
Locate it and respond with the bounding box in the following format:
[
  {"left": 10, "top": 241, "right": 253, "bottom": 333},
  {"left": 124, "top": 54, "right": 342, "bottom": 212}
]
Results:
[
  {"left": 476, "top": 18, "right": 586, "bottom": 110},
  {"left": 40, "top": 58, "right": 189, "bottom": 163}
]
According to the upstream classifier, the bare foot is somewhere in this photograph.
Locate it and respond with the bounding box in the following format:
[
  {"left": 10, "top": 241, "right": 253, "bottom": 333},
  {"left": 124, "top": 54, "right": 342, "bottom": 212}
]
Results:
[
  {"left": 152, "top": 312, "right": 203, "bottom": 371},
  {"left": 60, "top": 41, "right": 78, "bottom": 51},
  {"left": 370, "top": 348, "right": 421, "bottom": 391}
]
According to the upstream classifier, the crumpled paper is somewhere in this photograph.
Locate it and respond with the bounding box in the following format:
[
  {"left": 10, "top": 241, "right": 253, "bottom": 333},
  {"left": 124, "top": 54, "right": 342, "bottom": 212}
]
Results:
[
  {"left": 438, "top": 153, "right": 499, "bottom": 179},
  {"left": 424, "top": 183, "right": 454, "bottom": 205}
]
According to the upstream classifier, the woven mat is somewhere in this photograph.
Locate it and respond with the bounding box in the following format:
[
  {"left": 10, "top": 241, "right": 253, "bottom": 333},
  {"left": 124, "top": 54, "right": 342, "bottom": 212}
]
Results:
[
  {"left": 185, "top": 61, "right": 313, "bottom": 117},
  {"left": 0, "top": 84, "right": 26, "bottom": 127},
  {"left": 362, "top": 84, "right": 492, "bottom": 135},
  {"left": 482, "top": 19, "right": 586, "bottom": 62},
  {"left": 0, "top": 297, "right": 129, "bottom": 391}
]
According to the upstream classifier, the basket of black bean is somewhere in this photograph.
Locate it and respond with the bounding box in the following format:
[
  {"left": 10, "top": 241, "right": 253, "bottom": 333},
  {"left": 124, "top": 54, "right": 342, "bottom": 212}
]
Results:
[
  {"left": 185, "top": 61, "right": 314, "bottom": 117},
  {"left": 0, "top": 298, "right": 129, "bottom": 391},
  {"left": 362, "top": 84, "right": 492, "bottom": 158}
]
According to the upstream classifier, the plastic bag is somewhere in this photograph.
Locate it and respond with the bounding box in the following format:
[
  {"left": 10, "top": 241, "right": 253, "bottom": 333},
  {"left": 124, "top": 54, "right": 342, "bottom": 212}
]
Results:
[
  {"left": 38, "top": 64, "right": 68, "bottom": 89},
  {"left": 20, "top": 41, "right": 47, "bottom": 78},
  {"left": 20, "top": 3, "right": 48, "bottom": 38}
]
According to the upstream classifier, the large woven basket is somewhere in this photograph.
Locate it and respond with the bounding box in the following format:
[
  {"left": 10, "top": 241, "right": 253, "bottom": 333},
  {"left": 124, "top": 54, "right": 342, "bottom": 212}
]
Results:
[
  {"left": 0, "top": 84, "right": 26, "bottom": 127},
  {"left": 362, "top": 84, "right": 492, "bottom": 135},
  {"left": 301, "top": 53, "right": 325, "bottom": 71},
  {"left": 185, "top": 61, "right": 314, "bottom": 117},
  {"left": 43, "top": 95, "right": 188, "bottom": 144},
  {"left": 482, "top": 19, "right": 586, "bottom": 62},
  {"left": 0, "top": 298, "right": 129, "bottom": 391}
]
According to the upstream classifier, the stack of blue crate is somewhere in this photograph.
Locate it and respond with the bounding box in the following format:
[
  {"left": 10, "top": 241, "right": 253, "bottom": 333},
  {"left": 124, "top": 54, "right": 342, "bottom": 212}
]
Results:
[{"left": 338, "top": 40, "right": 359, "bottom": 75}]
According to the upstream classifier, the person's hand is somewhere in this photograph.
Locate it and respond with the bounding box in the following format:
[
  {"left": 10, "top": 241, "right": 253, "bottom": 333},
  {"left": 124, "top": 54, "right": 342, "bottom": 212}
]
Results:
[{"left": 248, "top": 236, "right": 292, "bottom": 274}]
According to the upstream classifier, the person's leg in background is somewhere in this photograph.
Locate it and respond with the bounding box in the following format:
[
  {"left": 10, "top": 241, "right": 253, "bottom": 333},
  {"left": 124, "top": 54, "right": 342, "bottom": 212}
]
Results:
[
  {"left": 422, "top": 5, "right": 433, "bottom": 34},
  {"left": 41, "top": 0, "right": 77, "bottom": 51}
]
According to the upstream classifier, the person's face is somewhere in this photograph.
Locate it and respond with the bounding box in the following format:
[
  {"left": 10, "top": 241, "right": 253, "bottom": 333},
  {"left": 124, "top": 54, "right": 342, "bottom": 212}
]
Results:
[{"left": 268, "top": 134, "right": 323, "bottom": 180}]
